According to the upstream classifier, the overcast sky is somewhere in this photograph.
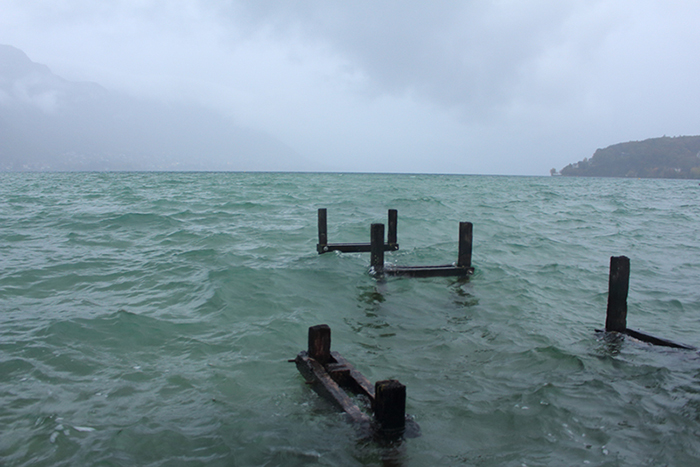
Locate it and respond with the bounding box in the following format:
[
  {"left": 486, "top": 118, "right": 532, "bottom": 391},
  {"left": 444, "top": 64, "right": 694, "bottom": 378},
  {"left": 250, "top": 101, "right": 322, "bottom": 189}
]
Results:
[{"left": 2, "top": 0, "right": 700, "bottom": 175}]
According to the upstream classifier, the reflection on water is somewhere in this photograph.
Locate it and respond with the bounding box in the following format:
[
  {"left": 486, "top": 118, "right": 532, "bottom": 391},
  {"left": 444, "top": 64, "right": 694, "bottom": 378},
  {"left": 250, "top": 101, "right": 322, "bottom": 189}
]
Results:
[{"left": 358, "top": 285, "right": 387, "bottom": 306}]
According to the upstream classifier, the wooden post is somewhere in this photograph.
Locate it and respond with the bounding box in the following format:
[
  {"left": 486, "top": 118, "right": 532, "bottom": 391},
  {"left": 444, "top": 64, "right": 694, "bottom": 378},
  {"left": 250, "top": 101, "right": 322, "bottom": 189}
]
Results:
[
  {"left": 388, "top": 209, "right": 398, "bottom": 246},
  {"left": 605, "top": 256, "right": 630, "bottom": 333},
  {"left": 370, "top": 223, "right": 385, "bottom": 274},
  {"left": 457, "top": 222, "right": 473, "bottom": 268},
  {"left": 308, "top": 324, "right": 331, "bottom": 365},
  {"left": 374, "top": 380, "right": 406, "bottom": 434},
  {"left": 318, "top": 208, "right": 328, "bottom": 247}
]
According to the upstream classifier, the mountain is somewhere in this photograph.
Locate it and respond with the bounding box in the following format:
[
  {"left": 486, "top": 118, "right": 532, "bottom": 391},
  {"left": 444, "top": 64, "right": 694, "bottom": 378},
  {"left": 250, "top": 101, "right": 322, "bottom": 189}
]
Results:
[
  {"left": 557, "top": 135, "right": 700, "bottom": 179},
  {"left": 0, "top": 44, "right": 305, "bottom": 171}
]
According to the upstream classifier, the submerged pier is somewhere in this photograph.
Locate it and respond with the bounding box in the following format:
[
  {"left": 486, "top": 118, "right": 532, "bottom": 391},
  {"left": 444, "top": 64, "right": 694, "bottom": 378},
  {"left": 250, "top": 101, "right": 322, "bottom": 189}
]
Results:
[
  {"left": 370, "top": 221, "right": 474, "bottom": 277},
  {"left": 292, "top": 324, "right": 417, "bottom": 438},
  {"left": 317, "top": 208, "right": 399, "bottom": 254},
  {"left": 600, "top": 256, "right": 695, "bottom": 350}
]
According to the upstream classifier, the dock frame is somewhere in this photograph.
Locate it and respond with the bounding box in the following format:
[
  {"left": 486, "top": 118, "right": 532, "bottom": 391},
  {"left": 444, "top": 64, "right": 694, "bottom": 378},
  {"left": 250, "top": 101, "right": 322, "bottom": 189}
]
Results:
[
  {"left": 371, "top": 222, "right": 474, "bottom": 277},
  {"left": 317, "top": 208, "right": 399, "bottom": 254},
  {"left": 597, "top": 256, "right": 695, "bottom": 350},
  {"left": 293, "top": 324, "right": 415, "bottom": 438}
]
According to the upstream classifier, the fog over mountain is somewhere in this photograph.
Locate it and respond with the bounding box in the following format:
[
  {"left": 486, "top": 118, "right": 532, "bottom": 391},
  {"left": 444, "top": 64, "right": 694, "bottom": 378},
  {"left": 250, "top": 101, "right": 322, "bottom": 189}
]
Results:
[{"left": 0, "top": 45, "right": 305, "bottom": 172}]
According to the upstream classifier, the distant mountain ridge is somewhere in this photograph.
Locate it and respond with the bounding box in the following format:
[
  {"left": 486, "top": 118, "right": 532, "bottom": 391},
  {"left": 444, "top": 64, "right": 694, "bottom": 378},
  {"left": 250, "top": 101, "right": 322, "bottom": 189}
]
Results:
[
  {"left": 0, "top": 44, "right": 305, "bottom": 172},
  {"left": 557, "top": 135, "right": 700, "bottom": 179}
]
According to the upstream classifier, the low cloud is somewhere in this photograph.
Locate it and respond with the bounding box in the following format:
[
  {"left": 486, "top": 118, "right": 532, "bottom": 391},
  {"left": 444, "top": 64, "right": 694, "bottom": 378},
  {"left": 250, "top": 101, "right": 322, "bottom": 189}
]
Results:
[{"left": 2, "top": 0, "right": 700, "bottom": 174}]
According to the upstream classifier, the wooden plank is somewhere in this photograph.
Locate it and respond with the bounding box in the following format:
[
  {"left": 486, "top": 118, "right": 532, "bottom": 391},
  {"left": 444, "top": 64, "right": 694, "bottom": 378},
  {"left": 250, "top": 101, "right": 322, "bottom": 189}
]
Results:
[
  {"left": 294, "top": 325, "right": 419, "bottom": 439},
  {"left": 384, "top": 265, "right": 474, "bottom": 277},
  {"left": 387, "top": 209, "right": 398, "bottom": 248},
  {"left": 596, "top": 256, "right": 695, "bottom": 350},
  {"left": 374, "top": 380, "right": 406, "bottom": 433},
  {"left": 294, "top": 351, "right": 372, "bottom": 426},
  {"left": 318, "top": 208, "right": 328, "bottom": 246},
  {"left": 372, "top": 220, "right": 475, "bottom": 277},
  {"left": 316, "top": 208, "right": 399, "bottom": 254},
  {"left": 595, "top": 328, "right": 695, "bottom": 350},
  {"left": 605, "top": 256, "right": 629, "bottom": 333},
  {"left": 457, "top": 222, "right": 473, "bottom": 268},
  {"left": 308, "top": 324, "right": 331, "bottom": 365},
  {"left": 331, "top": 351, "right": 375, "bottom": 401},
  {"left": 624, "top": 328, "right": 696, "bottom": 350},
  {"left": 370, "top": 223, "right": 385, "bottom": 273},
  {"left": 318, "top": 242, "right": 399, "bottom": 254}
]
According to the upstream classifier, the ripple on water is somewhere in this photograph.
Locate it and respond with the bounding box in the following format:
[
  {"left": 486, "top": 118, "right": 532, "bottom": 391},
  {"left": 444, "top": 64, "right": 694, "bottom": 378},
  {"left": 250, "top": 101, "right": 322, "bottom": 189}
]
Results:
[{"left": 2, "top": 173, "right": 700, "bottom": 465}]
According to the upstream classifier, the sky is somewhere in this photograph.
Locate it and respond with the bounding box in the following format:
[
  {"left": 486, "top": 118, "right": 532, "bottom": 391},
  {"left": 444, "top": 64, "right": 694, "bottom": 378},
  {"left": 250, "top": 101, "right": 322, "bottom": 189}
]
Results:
[{"left": 2, "top": 0, "right": 700, "bottom": 175}]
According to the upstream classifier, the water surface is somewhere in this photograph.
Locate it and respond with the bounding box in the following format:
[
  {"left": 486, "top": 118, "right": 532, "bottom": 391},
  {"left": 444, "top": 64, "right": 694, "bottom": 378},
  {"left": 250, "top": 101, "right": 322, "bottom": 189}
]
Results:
[{"left": 1, "top": 172, "right": 699, "bottom": 466}]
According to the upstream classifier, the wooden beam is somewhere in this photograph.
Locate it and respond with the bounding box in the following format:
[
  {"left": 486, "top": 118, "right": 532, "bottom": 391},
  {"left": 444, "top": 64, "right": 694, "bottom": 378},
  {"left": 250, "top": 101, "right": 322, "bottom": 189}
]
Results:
[
  {"left": 605, "top": 255, "right": 629, "bottom": 333},
  {"left": 330, "top": 351, "right": 375, "bottom": 401},
  {"left": 318, "top": 208, "right": 328, "bottom": 248},
  {"left": 457, "top": 222, "right": 473, "bottom": 268},
  {"left": 319, "top": 242, "right": 399, "bottom": 253},
  {"left": 387, "top": 209, "right": 398, "bottom": 248},
  {"left": 370, "top": 223, "right": 385, "bottom": 274},
  {"left": 597, "top": 256, "right": 695, "bottom": 350},
  {"left": 384, "top": 264, "right": 474, "bottom": 277},
  {"left": 294, "top": 325, "right": 419, "bottom": 439},
  {"left": 377, "top": 221, "right": 475, "bottom": 277},
  {"left": 623, "top": 328, "right": 696, "bottom": 350},
  {"left": 374, "top": 380, "right": 406, "bottom": 434},
  {"left": 294, "top": 352, "right": 372, "bottom": 426},
  {"left": 317, "top": 209, "right": 400, "bottom": 254},
  {"left": 308, "top": 324, "right": 331, "bottom": 365}
]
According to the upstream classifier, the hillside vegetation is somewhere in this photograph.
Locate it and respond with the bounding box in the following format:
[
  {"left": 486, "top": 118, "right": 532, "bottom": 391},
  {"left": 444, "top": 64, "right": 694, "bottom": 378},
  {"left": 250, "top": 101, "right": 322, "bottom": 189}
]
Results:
[{"left": 558, "top": 136, "right": 700, "bottom": 179}]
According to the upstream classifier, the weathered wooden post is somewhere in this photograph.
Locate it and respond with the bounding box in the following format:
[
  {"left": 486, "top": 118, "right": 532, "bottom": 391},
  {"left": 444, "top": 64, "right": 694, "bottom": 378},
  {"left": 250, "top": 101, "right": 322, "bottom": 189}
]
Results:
[
  {"left": 318, "top": 208, "right": 328, "bottom": 250},
  {"left": 370, "top": 223, "right": 385, "bottom": 274},
  {"left": 605, "top": 255, "right": 629, "bottom": 333},
  {"left": 308, "top": 324, "right": 331, "bottom": 365},
  {"left": 294, "top": 326, "right": 420, "bottom": 438},
  {"left": 457, "top": 222, "right": 473, "bottom": 268},
  {"left": 316, "top": 209, "right": 399, "bottom": 254},
  {"left": 388, "top": 209, "right": 398, "bottom": 248},
  {"left": 374, "top": 380, "right": 406, "bottom": 435},
  {"left": 595, "top": 256, "right": 695, "bottom": 349}
]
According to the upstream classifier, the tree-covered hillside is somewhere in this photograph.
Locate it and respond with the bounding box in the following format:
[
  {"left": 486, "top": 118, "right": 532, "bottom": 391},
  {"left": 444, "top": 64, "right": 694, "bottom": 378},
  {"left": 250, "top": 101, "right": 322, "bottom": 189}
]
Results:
[{"left": 558, "top": 136, "right": 700, "bottom": 179}]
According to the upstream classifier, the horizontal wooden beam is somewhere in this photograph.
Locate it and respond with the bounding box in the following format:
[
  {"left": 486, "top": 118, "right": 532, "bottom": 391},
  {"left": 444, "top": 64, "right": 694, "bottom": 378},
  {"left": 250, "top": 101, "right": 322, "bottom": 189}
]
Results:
[
  {"left": 317, "top": 242, "right": 399, "bottom": 254},
  {"left": 294, "top": 325, "right": 419, "bottom": 440},
  {"left": 371, "top": 221, "right": 474, "bottom": 277},
  {"left": 317, "top": 208, "right": 399, "bottom": 254},
  {"left": 294, "top": 351, "right": 372, "bottom": 426},
  {"left": 329, "top": 351, "right": 375, "bottom": 401},
  {"left": 599, "top": 256, "right": 695, "bottom": 350},
  {"left": 383, "top": 264, "right": 474, "bottom": 277},
  {"left": 623, "top": 328, "right": 695, "bottom": 350}
]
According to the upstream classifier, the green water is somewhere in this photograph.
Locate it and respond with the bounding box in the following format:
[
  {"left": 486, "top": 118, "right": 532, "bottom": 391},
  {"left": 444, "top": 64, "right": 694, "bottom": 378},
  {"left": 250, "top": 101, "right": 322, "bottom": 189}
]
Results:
[{"left": 1, "top": 172, "right": 700, "bottom": 466}]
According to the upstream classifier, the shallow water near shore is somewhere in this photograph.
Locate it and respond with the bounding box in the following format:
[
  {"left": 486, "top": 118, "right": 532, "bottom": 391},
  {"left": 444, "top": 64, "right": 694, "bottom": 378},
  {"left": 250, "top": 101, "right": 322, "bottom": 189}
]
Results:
[{"left": 1, "top": 172, "right": 700, "bottom": 466}]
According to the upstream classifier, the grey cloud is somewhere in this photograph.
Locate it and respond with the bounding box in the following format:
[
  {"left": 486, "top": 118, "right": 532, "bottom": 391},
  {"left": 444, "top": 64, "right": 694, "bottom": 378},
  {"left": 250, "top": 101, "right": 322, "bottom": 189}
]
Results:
[
  {"left": 2, "top": 1, "right": 700, "bottom": 174},
  {"left": 225, "top": 1, "right": 621, "bottom": 119}
]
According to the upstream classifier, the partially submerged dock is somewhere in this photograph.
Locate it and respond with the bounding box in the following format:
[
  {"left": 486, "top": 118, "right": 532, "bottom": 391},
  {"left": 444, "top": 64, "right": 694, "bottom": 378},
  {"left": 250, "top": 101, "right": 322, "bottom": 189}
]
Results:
[
  {"left": 371, "top": 221, "right": 474, "bottom": 277},
  {"left": 598, "top": 255, "right": 695, "bottom": 350},
  {"left": 292, "top": 324, "right": 418, "bottom": 439},
  {"left": 317, "top": 208, "right": 399, "bottom": 254}
]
